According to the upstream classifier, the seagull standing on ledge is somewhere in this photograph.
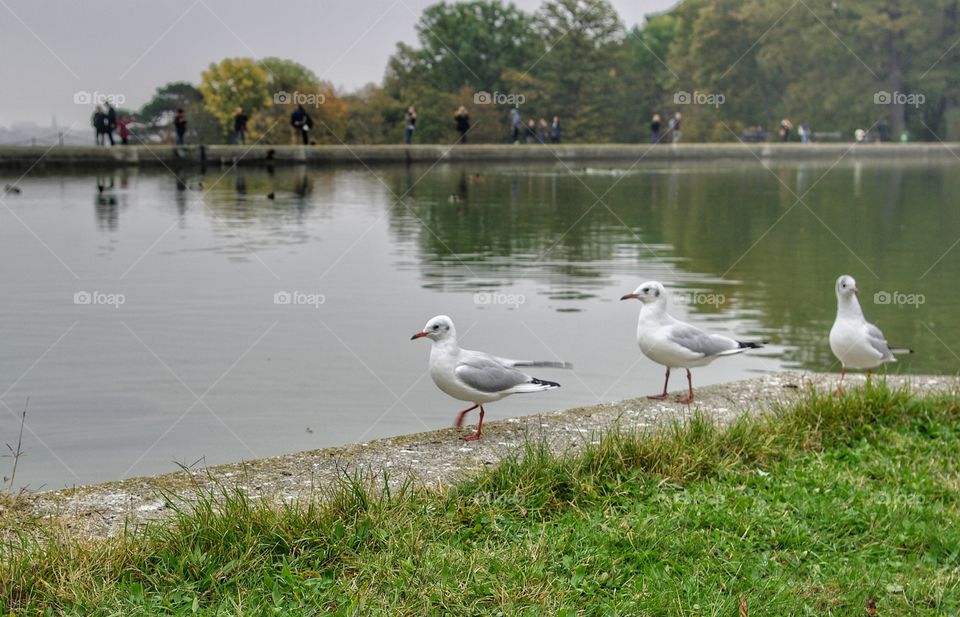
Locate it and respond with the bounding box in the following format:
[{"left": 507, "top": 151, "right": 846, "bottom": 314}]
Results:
[
  {"left": 621, "top": 281, "right": 763, "bottom": 404},
  {"left": 411, "top": 315, "right": 570, "bottom": 441},
  {"left": 829, "top": 274, "right": 912, "bottom": 393}
]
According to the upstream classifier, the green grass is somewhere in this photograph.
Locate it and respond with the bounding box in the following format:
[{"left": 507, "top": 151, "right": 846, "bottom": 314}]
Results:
[{"left": 2, "top": 383, "right": 960, "bottom": 615}]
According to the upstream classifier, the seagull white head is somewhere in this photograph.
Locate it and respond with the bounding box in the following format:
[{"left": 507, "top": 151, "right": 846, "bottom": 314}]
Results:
[
  {"left": 835, "top": 274, "right": 859, "bottom": 299},
  {"left": 411, "top": 315, "right": 456, "bottom": 342},
  {"left": 620, "top": 281, "right": 666, "bottom": 304}
]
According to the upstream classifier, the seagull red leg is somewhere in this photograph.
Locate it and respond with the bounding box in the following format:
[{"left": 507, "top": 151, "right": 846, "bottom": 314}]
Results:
[
  {"left": 454, "top": 403, "right": 479, "bottom": 428},
  {"left": 648, "top": 367, "right": 671, "bottom": 400},
  {"left": 463, "top": 405, "right": 485, "bottom": 442},
  {"left": 678, "top": 369, "right": 695, "bottom": 404},
  {"left": 834, "top": 367, "right": 846, "bottom": 396}
]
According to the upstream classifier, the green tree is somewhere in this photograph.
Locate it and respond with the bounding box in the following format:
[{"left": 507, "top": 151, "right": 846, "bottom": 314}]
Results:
[
  {"left": 138, "top": 82, "right": 220, "bottom": 144},
  {"left": 532, "top": 0, "right": 626, "bottom": 142},
  {"left": 413, "top": 0, "right": 538, "bottom": 93},
  {"left": 199, "top": 58, "right": 271, "bottom": 138}
]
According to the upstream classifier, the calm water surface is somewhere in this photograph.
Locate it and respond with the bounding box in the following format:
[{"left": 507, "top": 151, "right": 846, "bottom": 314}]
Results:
[{"left": 1, "top": 159, "right": 957, "bottom": 489}]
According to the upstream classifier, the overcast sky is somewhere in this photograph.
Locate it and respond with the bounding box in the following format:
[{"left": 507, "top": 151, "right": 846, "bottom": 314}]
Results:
[{"left": 0, "top": 0, "right": 676, "bottom": 128}]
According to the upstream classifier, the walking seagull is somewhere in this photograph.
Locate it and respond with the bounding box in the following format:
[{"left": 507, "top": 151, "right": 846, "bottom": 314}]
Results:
[
  {"left": 621, "top": 281, "right": 763, "bottom": 404},
  {"left": 411, "top": 315, "right": 570, "bottom": 441},
  {"left": 829, "top": 274, "right": 912, "bottom": 392}
]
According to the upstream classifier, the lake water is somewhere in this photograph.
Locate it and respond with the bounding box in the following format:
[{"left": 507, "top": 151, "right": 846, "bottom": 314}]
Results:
[{"left": 1, "top": 159, "right": 956, "bottom": 489}]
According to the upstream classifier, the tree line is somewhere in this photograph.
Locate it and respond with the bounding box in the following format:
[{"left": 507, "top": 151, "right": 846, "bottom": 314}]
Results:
[{"left": 123, "top": 0, "right": 959, "bottom": 145}]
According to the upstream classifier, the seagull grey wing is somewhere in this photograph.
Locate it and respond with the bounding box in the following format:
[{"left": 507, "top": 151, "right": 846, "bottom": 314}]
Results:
[
  {"left": 495, "top": 356, "right": 573, "bottom": 369},
  {"left": 864, "top": 322, "right": 894, "bottom": 360},
  {"left": 456, "top": 354, "right": 530, "bottom": 393},
  {"left": 667, "top": 323, "right": 737, "bottom": 357}
]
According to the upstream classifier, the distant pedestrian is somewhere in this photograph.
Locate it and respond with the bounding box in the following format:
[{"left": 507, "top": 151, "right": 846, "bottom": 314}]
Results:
[
  {"left": 779, "top": 118, "right": 793, "bottom": 142},
  {"left": 669, "top": 112, "right": 682, "bottom": 143},
  {"left": 799, "top": 121, "right": 811, "bottom": 144},
  {"left": 525, "top": 119, "right": 537, "bottom": 144},
  {"left": 290, "top": 105, "right": 313, "bottom": 145},
  {"left": 510, "top": 107, "right": 522, "bottom": 144},
  {"left": 92, "top": 106, "right": 106, "bottom": 145},
  {"left": 233, "top": 108, "right": 248, "bottom": 144},
  {"left": 454, "top": 106, "right": 470, "bottom": 143},
  {"left": 173, "top": 108, "right": 187, "bottom": 145},
  {"left": 551, "top": 116, "right": 561, "bottom": 144},
  {"left": 538, "top": 117, "right": 549, "bottom": 144},
  {"left": 877, "top": 120, "right": 889, "bottom": 142},
  {"left": 404, "top": 106, "right": 416, "bottom": 144},
  {"left": 118, "top": 116, "right": 130, "bottom": 145},
  {"left": 651, "top": 113, "right": 662, "bottom": 143},
  {"left": 105, "top": 103, "right": 117, "bottom": 146}
]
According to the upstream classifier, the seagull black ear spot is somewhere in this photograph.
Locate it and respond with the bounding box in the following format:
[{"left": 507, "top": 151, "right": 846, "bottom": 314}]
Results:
[{"left": 655, "top": 289, "right": 660, "bottom": 297}]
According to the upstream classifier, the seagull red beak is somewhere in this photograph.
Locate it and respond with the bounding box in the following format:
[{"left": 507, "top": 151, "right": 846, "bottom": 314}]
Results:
[
  {"left": 620, "top": 293, "right": 639, "bottom": 300},
  {"left": 410, "top": 331, "right": 428, "bottom": 340}
]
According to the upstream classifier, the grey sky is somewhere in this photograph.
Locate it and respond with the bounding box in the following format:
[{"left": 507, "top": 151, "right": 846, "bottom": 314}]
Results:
[{"left": 0, "top": 0, "right": 676, "bottom": 128}]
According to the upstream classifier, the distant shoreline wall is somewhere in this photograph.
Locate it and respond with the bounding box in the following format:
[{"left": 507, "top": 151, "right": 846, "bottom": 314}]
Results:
[{"left": 1, "top": 143, "right": 957, "bottom": 170}]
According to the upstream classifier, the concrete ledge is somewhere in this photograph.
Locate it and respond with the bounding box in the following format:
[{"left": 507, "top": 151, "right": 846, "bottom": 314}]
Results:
[
  {"left": 1, "top": 143, "right": 958, "bottom": 170},
  {"left": 11, "top": 371, "right": 956, "bottom": 539}
]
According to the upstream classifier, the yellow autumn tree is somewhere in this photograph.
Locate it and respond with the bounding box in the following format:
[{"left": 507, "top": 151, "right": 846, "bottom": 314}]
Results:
[{"left": 198, "top": 58, "right": 271, "bottom": 139}]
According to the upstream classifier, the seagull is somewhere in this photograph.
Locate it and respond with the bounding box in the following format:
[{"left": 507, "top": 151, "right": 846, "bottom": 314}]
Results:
[
  {"left": 620, "top": 281, "right": 763, "bottom": 404},
  {"left": 829, "top": 274, "right": 912, "bottom": 392},
  {"left": 411, "top": 315, "right": 570, "bottom": 441}
]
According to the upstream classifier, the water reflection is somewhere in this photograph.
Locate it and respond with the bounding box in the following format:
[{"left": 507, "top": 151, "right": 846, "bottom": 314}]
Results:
[{"left": 153, "top": 161, "right": 960, "bottom": 376}]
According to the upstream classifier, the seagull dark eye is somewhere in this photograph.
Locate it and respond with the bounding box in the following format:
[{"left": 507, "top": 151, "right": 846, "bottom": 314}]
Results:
[
  {"left": 641, "top": 287, "right": 649, "bottom": 293},
  {"left": 433, "top": 324, "right": 440, "bottom": 330}
]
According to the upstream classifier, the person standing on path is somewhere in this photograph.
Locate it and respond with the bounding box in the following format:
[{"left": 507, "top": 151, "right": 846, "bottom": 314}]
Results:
[
  {"left": 233, "top": 108, "right": 248, "bottom": 144},
  {"left": 511, "top": 107, "right": 522, "bottom": 144},
  {"left": 92, "top": 106, "right": 106, "bottom": 145},
  {"left": 538, "top": 117, "right": 549, "bottom": 144},
  {"left": 118, "top": 116, "right": 130, "bottom": 145},
  {"left": 551, "top": 115, "right": 561, "bottom": 144},
  {"left": 669, "top": 112, "right": 682, "bottom": 143},
  {"left": 779, "top": 118, "right": 793, "bottom": 142},
  {"left": 290, "top": 105, "right": 313, "bottom": 145},
  {"left": 173, "top": 109, "right": 187, "bottom": 145},
  {"left": 405, "top": 106, "right": 416, "bottom": 144},
  {"left": 651, "top": 113, "right": 662, "bottom": 143},
  {"left": 525, "top": 118, "right": 537, "bottom": 144},
  {"left": 105, "top": 103, "right": 117, "bottom": 146},
  {"left": 454, "top": 106, "right": 470, "bottom": 143}
]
